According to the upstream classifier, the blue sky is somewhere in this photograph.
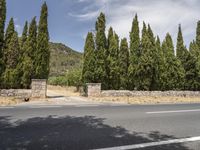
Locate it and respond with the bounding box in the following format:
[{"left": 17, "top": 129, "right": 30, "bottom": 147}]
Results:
[{"left": 7, "top": 0, "right": 200, "bottom": 52}]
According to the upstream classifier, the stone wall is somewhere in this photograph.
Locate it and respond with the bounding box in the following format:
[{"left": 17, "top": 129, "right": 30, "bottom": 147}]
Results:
[
  {"left": 86, "top": 83, "right": 101, "bottom": 97},
  {"left": 86, "top": 83, "right": 200, "bottom": 97},
  {"left": 101, "top": 90, "right": 200, "bottom": 97},
  {"left": 31, "top": 79, "right": 47, "bottom": 98},
  {"left": 0, "top": 89, "right": 31, "bottom": 98},
  {"left": 0, "top": 79, "right": 47, "bottom": 99}
]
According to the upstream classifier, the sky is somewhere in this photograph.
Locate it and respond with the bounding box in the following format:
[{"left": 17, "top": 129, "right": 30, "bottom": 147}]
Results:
[{"left": 6, "top": 0, "right": 200, "bottom": 52}]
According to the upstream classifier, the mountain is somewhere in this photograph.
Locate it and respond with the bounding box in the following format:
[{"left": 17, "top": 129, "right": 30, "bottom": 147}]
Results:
[{"left": 49, "top": 42, "right": 83, "bottom": 76}]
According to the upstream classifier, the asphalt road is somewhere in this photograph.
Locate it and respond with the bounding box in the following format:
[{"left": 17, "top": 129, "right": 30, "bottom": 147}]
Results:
[{"left": 0, "top": 103, "right": 200, "bottom": 150}]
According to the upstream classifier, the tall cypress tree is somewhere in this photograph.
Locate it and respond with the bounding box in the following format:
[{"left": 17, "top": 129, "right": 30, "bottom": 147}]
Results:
[
  {"left": 108, "top": 32, "right": 120, "bottom": 90},
  {"left": 196, "top": 21, "right": 200, "bottom": 48},
  {"left": 128, "top": 14, "right": 140, "bottom": 90},
  {"left": 119, "top": 38, "right": 129, "bottom": 89},
  {"left": 3, "top": 18, "right": 15, "bottom": 72},
  {"left": 21, "top": 17, "right": 37, "bottom": 88},
  {"left": 134, "top": 22, "right": 155, "bottom": 90},
  {"left": 21, "top": 21, "right": 28, "bottom": 50},
  {"left": 3, "top": 31, "right": 21, "bottom": 88},
  {"left": 161, "top": 33, "right": 184, "bottom": 90},
  {"left": 186, "top": 41, "right": 200, "bottom": 90},
  {"left": 0, "top": 0, "right": 6, "bottom": 84},
  {"left": 94, "top": 12, "right": 107, "bottom": 89},
  {"left": 105, "top": 27, "right": 114, "bottom": 89},
  {"left": 35, "top": 2, "right": 50, "bottom": 79},
  {"left": 82, "top": 32, "right": 96, "bottom": 83}
]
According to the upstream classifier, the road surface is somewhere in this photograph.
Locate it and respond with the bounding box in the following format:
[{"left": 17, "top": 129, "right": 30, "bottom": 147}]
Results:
[{"left": 0, "top": 103, "right": 200, "bottom": 150}]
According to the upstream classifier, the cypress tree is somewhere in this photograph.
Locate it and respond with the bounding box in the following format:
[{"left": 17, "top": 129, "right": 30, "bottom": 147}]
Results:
[
  {"left": 82, "top": 32, "right": 96, "bottom": 83},
  {"left": 196, "top": 21, "right": 200, "bottom": 48},
  {"left": 35, "top": 2, "right": 50, "bottom": 79},
  {"left": 4, "top": 18, "right": 15, "bottom": 64},
  {"left": 119, "top": 38, "right": 129, "bottom": 89},
  {"left": 94, "top": 12, "right": 107, "bottom": 89},
  {"left": 3, "top": 31, "right": 21, "bottom": 88},
  {"left": 21, "top": 21, "right": 28, "bottom": 50},
  {"left": 156, "top": 36, "right": 166, "bottom": 90},
  {"left": 134, "top": 22, "right": 155, "bottom": 90},
  {"left": 128, "top": 14, "right": 140, "bottom": 90},
  {"left": 108, "top": 32, "right": 120, "bottom": 90},
  {"left": 184, "top": 42, "right": 200, "bottom": 90},
  {"left": 21, "top": 17, "right": 37, "bottom": 88},
  {"left": 0, "top": 0, "right": 6, "bottom": 84},
  {"left": 105, "top": 27, "right": 114, "bottom": 89},
  {"left": 161, "top": 33, "right": 184, "bottom": 90}
]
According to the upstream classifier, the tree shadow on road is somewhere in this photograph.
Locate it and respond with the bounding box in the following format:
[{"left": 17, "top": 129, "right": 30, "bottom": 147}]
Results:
[{"left": 0, "top": 116, "right": 192, "bottom": 150}]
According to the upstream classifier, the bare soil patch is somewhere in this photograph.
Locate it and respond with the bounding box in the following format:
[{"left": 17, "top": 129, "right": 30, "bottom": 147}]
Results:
[
  {"left": 47, "top": 85, "right": 80, "bottom": 97},
  {"left": 0, "top": 97, "right": 22, "bottom": 106},
  {"left": 90, "top": 96, "right": 200, "bottom": 104}
]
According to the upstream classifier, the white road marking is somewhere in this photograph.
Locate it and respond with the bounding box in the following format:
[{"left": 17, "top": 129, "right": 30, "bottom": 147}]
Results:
[
  {"left": 146, "top": 109, "right": 200, "bottom": 114},
  {"left": 93, "top": 136, "right": 200, "bottom": 150}
]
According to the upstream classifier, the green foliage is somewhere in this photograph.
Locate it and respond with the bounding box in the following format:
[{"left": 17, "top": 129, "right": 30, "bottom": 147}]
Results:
[
  {"left": 3, "top": 31, "right": 21, "bottom": 88},
  {"left": 119, "top": 38, "right": 129, "bottom": 89},
  {"left": 21, "top": 17, "right": 37, "bottom": 88},
  {"left": 35, "top": 2, "right": 50, "bottom": 79},
  {"left": 161, "top": 33, "right": 185, "bottom": 90},
  {"left": 82, "top": 32, "right": 96, "bottom": 83},
  {"left": 107, "top": 32, "right": 120, "bottom": 90},
  {"left": 0, "top": 0, "right": 6, "bottom": 83},
  {"left": 94, "top": 12, "right": 106, "bottom": 89},
  {"left": 48, "top": 68, "right": 82, "bottom": 89},
  {"left": 134, "top": 23, "right": 155, "bottom": 90},
  {"left": 20, "top": 21, "right": 28, "bottom": 50},
  {"left": 128, "top": 14, "right": 140, "bottom": 90}
]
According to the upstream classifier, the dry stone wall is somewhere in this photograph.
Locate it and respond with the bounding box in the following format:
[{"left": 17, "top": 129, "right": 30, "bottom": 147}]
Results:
[
  {"left": 0, "top": 79, "right": 47, "bottom": 98},
  {"left": 86, "top": 83, "right": 200, "bottom": 97}
]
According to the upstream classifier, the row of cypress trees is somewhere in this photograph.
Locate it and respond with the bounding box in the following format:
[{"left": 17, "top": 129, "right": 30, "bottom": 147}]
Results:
[
  {"left": 0, "top": 0, "right": 50, "bottom": 89},
  {"left": 82, "top": 13, "right": 200, "bottom": 91}
]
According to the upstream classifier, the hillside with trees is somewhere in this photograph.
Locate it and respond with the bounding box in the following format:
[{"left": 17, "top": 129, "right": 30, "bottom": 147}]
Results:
[{"left": 49, "top": 42, "right": 83, "bottom": 77}]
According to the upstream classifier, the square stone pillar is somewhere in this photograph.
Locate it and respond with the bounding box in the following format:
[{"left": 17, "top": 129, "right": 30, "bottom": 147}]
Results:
[
  {"left": 31, "top": 79, "right": 47, "bottom": 98},
  {"left": 86, "top": 83, "right": 101, "bottom": 97}
]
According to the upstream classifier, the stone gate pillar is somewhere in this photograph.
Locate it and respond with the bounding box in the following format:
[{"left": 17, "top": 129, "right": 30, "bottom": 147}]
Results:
[
  {"left": 31, "top": 79, "right": 47, "bottom": 98},
  {"left": 86, "top": 83, "right": 101, "bottom": 97}
]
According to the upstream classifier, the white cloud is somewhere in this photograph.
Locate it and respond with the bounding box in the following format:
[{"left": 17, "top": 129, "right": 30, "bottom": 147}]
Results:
[{"left": 70, "top": 0, "right": 200, "bottom": 46}]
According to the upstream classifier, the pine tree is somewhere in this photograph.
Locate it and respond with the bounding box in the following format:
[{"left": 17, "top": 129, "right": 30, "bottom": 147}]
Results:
[
  {"left": 94, "top": 12, "right": 107, "bottom": 89},
  {"left": 82, "top": 32, "right": 96, "bottom": 83},
  {"left": 35, "top": 2, "right": 50, "bottom": 79},
  {"left": 128, "top": 14, "right": 140, "bottom": 90},
  {"left": 21, "top": 17, "right": 37, "bottom": 88},
  {"left": 3, "top": 31, "right": 21, "bottom": 88},
  {"left": 0, "top": 0, "right": 6, "bottom": 84},
  {"left": 119, "top": 38, "right": 129, "bottom": 89},
  {"left": 161, "top": 33, "right": 185, "bottom": 90}
]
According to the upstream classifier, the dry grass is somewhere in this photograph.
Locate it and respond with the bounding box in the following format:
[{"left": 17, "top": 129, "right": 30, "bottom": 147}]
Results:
[
  {"left": 0, "top": 97, "right": 22, "bottom": 106},
  {"left": 47, "top": 85, "right": 80, "bottom": 97},
  {"left": 90, "top": 96, "right": 200, "bottom": 104}
]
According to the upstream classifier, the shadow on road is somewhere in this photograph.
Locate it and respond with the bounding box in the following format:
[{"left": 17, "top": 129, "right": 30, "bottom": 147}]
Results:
[{"left": 0, "top": 116, "right": 191, "bottom": 150}]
